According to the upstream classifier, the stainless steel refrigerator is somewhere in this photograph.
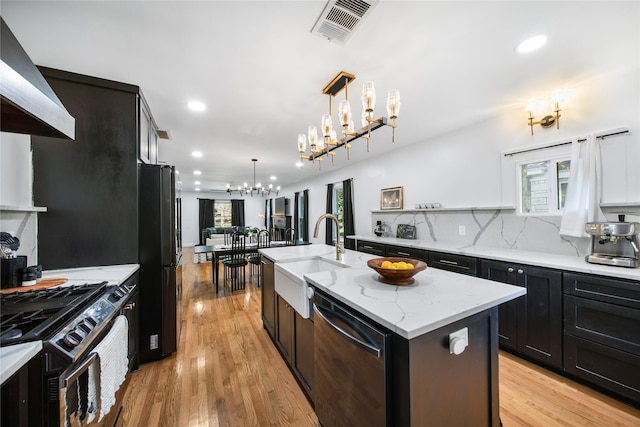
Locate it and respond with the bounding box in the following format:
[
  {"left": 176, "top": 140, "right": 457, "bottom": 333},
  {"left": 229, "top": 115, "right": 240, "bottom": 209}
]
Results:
[{"left": 139, "top": 164, "right": 182, "bottom": 363}]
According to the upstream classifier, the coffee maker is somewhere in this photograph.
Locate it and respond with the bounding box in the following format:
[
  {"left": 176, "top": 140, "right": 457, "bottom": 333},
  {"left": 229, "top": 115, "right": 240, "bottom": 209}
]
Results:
[
  {"left": 585, "top": 215, "right": 640, "bottom": 268},
  {"left": 374, "top": 221, "right": 389, "bottom": 237}
]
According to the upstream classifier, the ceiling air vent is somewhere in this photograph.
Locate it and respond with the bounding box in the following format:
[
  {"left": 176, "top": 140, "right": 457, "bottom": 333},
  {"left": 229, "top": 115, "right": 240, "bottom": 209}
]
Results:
[{"left": 311, "top": 0, "right": 379, "bottom": 44}]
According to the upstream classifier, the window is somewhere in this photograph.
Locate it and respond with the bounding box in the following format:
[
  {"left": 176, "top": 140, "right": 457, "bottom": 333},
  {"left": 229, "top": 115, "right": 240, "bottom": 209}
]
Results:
[
  {"left": 518, "top": 156, "right": 570, "bottom": 215},
  {"left": 214, "top": 200, "right": 232, "bottom": 226},
  {"left": 333, "top": 184, "right": 344, "bottom": 241}
]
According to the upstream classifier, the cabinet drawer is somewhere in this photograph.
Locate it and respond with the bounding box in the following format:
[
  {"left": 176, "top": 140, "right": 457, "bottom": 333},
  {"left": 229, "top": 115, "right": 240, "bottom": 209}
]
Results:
[
  {"left": 565, "top": 295, "right": 640, "bottom": 355},
  {"left": 564, "top": 334, "right": 640, "bottom": 405},
  {"left": 385, "top": 245, "right": 428, "bottom": 261},
  {"left": 429, "top": 251, "right": 478, "bottom": 276},
  {"left": 564, "top": 273, "right": 640, "bottom": 310},
  {"left": 356, "top": 240, "right": 386, "bottom": 256}
]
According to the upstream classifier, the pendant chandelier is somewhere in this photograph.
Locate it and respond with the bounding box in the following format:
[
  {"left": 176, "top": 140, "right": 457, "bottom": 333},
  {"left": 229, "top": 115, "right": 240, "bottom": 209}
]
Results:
[
  {"left": 226, "top": 159, "right": 279, "bottom": 197},
  {"left": 297, "top": 71, "right": 400, "bottom": 170}
]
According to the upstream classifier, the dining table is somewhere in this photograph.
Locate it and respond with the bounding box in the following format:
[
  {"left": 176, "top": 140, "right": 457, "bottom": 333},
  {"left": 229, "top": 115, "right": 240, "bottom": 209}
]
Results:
[{"left": 204, "top": 241, "right": 307, "bottom": 292}]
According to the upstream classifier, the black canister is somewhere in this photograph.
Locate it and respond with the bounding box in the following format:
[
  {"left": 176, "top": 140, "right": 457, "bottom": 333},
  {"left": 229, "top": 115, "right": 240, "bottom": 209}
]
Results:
[
  {"left": 22, "top": 265, "right": 39, "bottom": 286},
  {"left": 1, "top": 256, "right": 27, "bottom": 288}
]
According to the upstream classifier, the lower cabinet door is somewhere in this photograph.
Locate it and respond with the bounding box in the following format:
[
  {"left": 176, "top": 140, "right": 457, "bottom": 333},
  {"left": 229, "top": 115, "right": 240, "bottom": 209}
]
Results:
[
  {"left": 517, "top": 266, "right": 563, "bottom": 369},
  {"left": 294, "top": 312, "right": 314, "bottom": 398},
  {"left": 276, "top": 295, "right": 294, "bottom": 363},
  {"left": 564, "top": 334, "right": 640, "bottom": 405}
]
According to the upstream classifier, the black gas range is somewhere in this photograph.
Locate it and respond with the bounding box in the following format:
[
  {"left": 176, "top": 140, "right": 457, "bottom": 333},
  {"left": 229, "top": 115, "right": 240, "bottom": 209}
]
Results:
[{"left": 0, "top": 277, "right": 137, "bottom": 426}]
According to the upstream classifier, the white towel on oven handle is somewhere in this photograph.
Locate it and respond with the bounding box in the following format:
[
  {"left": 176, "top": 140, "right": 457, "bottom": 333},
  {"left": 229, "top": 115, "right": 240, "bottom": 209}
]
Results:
[{"left": 87, "top": 315, "right": 129, "bottom": 423}]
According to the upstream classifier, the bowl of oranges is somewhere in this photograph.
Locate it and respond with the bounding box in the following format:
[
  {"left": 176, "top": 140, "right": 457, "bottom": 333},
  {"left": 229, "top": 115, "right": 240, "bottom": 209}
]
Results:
[{"left": 366, "top": 257, "right": 427, "bottom": 285}]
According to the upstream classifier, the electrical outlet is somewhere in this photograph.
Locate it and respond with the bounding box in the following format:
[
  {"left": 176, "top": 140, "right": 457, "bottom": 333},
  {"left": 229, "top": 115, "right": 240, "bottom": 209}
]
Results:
[
  {"left": 150, "top": 334, "right": 159, "bottom": 350},
  {"left": 458, "top": 225, "right": 466, "bottom": 236}
]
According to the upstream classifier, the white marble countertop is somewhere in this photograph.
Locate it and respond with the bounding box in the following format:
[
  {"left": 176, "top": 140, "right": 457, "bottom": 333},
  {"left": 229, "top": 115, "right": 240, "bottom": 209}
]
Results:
[
  {"left": 260, "top": 245, "right": 526, "bottom": 339},
  {"left": 0, "top": 264, "right": 139, "bottom": 384},
  {"left": 350, "top": 235, "right": 640, "bottom": 281},
  {"left": 0, "top": 341, "right": 42, "bottom": 384},
  {"left": 40, "top": 263, "right": 140, "bottom": 287}
]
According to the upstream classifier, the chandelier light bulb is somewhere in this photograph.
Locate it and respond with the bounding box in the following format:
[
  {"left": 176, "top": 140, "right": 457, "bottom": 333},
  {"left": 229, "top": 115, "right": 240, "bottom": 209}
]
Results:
[
  {"left": 321, "top": 114, "right": 333, "bottom": 138},
  {"left": 362, "top": 81, "right": 376, "bottom": 113},
  {"left": 330, "top": 129, "right": 338, "bottom": 144},
  {"left": 362, "top": 110, "right": 371, "bottom": 128},
  {"left": 308, "top": 125, "right": 318, "bottom": 148},
  {"left": 339, "top": 99, "right": 352, "bottom": 127},
  {"left": 386, "top": 90, "right": 400, "bottom": 119},
  {"left": 298, "top": 133, "right": 307, "bottom": 152}
]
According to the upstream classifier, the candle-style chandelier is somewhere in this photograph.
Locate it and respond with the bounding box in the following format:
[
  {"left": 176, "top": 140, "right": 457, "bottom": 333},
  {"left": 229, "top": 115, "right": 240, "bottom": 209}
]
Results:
[
  {"left": 297, "top": 71, "right": 400, "bottom": 170},
  {"left": 226, "top": 159, "right": 280, "bottom": 197}
]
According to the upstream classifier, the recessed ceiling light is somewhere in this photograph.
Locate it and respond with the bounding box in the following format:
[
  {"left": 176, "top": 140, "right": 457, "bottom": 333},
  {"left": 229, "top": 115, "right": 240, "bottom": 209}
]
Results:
[
  {"left": 187, "top": 100, "right": 206, "bottom": 112},
  {"left": 175, "top": 170, "right": 180, "bottom": 174},
  {"left": 194, "top": 181, "right": 200, "bottom": 185},
  {"left": 296, "top": 161, "right": 304, "bottom": 168},
  {"left": 517, "top": 35, "right": 547, "bottom": 54},
  {"left": 192, "top": 151, "right": 203, "bottom": 158},
  {"left": 195, "top": 188, "right": 200, "bottom": 191},
  {"left": 194, "top": 170, "right": 201, "bottom": 175},
  {"left": 270, "top": 176, "right": 277, "bottom": 180}
]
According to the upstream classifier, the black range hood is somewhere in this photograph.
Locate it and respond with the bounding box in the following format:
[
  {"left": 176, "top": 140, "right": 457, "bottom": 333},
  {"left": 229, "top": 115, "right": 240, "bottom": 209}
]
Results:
[{"left": 0, "top": 17, "right": 75, "bottom": 139}]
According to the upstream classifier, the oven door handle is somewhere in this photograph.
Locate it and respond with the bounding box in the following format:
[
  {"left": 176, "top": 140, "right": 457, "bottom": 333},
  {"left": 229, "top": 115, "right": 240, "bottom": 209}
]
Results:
[{"left": 59, "top": 352, "right": 97, "bottom": 389}]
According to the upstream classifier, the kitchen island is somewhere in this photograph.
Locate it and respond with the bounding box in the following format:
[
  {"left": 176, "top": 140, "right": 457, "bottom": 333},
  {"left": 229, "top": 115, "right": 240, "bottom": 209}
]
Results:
[{"left": 260, "top": 245, "right": 525, "bottom": 426}]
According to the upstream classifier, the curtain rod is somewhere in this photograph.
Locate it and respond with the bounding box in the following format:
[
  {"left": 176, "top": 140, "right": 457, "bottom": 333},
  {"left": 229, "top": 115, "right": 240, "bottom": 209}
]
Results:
[{"left": 504, "top": 129, "right": 630, "bottom": 157}]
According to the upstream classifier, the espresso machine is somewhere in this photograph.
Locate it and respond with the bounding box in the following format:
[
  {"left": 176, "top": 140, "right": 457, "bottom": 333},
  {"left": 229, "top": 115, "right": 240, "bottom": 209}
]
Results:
[{"left": 585, "top": 215, "right": 640, "bottom": 268}]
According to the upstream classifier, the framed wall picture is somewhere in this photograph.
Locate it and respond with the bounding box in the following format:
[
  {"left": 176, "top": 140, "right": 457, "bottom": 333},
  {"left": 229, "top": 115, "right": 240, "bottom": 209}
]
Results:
[{"left": 380, "top": 186, "right": 403, "bottom": 210}]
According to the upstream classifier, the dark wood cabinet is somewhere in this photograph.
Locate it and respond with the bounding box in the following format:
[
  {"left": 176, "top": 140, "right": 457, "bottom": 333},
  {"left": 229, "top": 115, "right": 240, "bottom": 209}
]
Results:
[
  {"left": 294, "top": 312, "right": 314, "bottom": 399},
  {"left": 32, "top": 67, "right": 157, "bottom": 270},
  {"left": 563, "top": 273, "right": 640, "bottom": 405},
  {"left": 276, "top": 295, "right": 294, "bottom": 363},
  {"left": 481, "top": 260, "right": 563, "bottom": 369},
  {"left": 385, "top": 245, "right": 428, "bottom": 262},
  {"left": 139, "top": 98, "right": 158, "bottom": 164},
  {"left": 392, "top": 307, "right": 501, "bottom": 426},
  {"left": 356, "top": 240, "right": 386, "bottom": 256},
  {"left": 261, "top": 257, "right": 276, "bottom": 340},
  {"left": 428, "top": 251, "right": 478, "bottom": 276}
]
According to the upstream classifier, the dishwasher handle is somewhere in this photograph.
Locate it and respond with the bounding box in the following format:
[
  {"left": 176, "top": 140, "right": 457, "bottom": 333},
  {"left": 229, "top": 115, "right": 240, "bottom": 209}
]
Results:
[{"left": 313, "top": 303, "right": 382, "bottom": 358}]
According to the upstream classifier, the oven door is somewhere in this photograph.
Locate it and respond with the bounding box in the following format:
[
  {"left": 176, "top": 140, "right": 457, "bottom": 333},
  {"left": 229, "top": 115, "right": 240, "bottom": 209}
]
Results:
[{"left": 57, "top": 314, "right": 131, "bottom": 427}]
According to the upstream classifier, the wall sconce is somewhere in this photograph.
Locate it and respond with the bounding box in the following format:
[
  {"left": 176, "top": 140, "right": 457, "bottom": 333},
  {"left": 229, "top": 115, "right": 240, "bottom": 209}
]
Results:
[{"left": 526, "top": 93, "right": 564, "bottom": 135}]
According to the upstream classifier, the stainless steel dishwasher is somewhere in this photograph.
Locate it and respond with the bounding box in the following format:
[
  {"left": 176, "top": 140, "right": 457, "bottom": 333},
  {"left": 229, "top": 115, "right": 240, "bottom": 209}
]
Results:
[{"left": 312, "top": 287, "right": 392, "bottom": 427}]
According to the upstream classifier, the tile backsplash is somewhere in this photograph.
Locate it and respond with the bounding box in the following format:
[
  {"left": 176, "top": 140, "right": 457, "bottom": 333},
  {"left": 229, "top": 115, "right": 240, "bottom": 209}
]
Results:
[{"left": 372, "top": 207, "right": 640, "bottom": 258}]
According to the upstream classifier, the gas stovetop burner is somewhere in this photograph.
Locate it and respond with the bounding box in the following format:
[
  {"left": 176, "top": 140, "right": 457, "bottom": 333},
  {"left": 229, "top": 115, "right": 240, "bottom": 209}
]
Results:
[{"left": 0, "top": 282, "right": 108, "bottom": 346}]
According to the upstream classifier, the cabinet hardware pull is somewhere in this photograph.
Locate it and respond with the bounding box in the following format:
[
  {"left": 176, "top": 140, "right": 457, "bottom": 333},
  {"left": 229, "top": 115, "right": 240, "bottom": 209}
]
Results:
[
  {"left": 439, "top": 259, "right": 459, "bottom": 265},
  {"left": 313, "top": 304, "right": 382, "bottom": 358},
  {"left": 517, "top": 269, "right": 524, "bottom": 275},
  {"left": 508, "top": 268, "right": 514, "bottom": 273},
  {"left": 363, "top": 245, "right": 373, "bottom": 249},
  {"left": 398, "top": 252, "right": 410, "bottom": 256}
]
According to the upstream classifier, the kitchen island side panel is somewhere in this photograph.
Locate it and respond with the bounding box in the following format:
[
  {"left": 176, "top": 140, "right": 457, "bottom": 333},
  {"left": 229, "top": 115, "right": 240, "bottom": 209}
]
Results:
[
  {"left": 32, "top": 68, "right": 139, "bottom": 269},
  {"left": 393, "top": 307, "right": 500, "bottom": 427}
]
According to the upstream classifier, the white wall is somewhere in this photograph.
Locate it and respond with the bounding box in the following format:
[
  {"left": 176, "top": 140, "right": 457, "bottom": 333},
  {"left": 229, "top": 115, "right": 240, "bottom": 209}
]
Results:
[
  {"left": 277, "top": 66, "right": 640, "bottom": 253},
  {"left": 0, "top": 132, "right": 39, "bottom": 263}
]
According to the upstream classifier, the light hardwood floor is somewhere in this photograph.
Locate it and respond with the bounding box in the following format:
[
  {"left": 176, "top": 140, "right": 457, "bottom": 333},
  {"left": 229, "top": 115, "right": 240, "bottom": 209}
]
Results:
[{"left": 121, "top": 247, "right": 640, "bottom": 426}]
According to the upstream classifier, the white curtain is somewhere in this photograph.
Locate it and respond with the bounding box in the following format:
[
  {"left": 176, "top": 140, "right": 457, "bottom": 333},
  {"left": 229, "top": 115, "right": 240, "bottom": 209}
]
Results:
[{"left": 559, "top": 133, "right": 606, "bottom": 237}]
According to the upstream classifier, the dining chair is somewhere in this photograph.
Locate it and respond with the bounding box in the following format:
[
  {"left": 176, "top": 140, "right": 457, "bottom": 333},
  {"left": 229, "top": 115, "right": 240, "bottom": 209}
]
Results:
[
  {"left": 222, "top": 233, "right": 247, "bottom": 291},
  {"left": 247, "top": 229, "right": 270, "bottom": 286}
]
